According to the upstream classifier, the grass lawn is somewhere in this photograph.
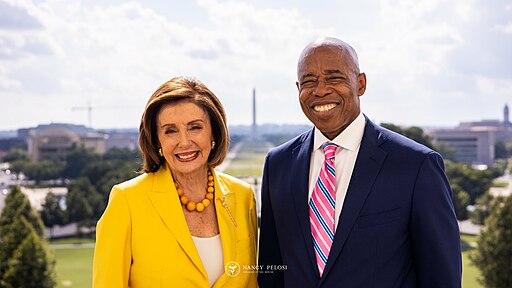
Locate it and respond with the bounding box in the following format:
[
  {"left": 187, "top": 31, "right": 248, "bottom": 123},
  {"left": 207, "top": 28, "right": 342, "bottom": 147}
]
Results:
[
  {"left": 223, "top": 141, "right": 270, "bottom": 177},
  {"left": 49, "top": 233, "right": 483, "bottom": 288},
  {"left": 461, "top": 234, "right": 482, "bottom": 288},
  {"left": 50, "top": 238, "right": 94, "bottom": 288}
]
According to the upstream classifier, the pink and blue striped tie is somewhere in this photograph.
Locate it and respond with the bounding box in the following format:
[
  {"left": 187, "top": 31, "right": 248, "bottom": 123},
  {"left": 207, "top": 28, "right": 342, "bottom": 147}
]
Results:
[{"left": 309, "top": 142, "right": 338, "bottom": 277}]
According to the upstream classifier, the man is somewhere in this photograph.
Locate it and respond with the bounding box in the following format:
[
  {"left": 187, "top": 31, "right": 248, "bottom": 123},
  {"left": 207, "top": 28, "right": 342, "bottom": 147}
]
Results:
[{"left": 258, "top": 37, "right": 462, "bottom": 287}]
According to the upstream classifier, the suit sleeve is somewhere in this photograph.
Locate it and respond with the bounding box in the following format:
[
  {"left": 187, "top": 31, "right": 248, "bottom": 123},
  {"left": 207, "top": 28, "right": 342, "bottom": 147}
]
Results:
[
  {"left": 258, "top": 155, "right": 285, "bottom": 287},
  {"left": 410, "top": 152, "right": 462, "bottom": 287},
  {"left": 93, "top": 186, "right": 132, "bottom": 288}
]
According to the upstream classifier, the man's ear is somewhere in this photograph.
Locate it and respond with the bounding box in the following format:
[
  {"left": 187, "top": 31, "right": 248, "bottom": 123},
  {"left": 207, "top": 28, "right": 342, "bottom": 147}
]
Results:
[{"left": 357, "top": 73, "right": 367, "bottom": 96}]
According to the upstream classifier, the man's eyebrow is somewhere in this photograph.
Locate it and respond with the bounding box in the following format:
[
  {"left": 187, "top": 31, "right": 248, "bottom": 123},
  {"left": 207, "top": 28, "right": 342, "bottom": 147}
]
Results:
[{"left": 300, "top": 73, "right": 317, "bottom": 81}]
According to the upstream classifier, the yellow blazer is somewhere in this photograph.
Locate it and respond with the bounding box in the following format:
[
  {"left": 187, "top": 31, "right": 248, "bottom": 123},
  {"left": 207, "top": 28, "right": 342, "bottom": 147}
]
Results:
[{"left": 93, "top": 166, "right": 258, "bottom": 288}]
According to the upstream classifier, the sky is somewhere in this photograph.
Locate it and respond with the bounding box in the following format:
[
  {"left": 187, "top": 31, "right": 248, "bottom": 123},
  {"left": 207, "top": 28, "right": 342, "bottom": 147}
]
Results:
[{"left": 0, "top": 0, "right": 511, "bottom": 131}]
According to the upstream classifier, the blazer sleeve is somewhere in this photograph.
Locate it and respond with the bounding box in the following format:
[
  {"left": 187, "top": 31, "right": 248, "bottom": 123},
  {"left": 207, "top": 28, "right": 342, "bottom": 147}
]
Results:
[
  {"left": 93, "top": 186, "right": 132, "bottom": 288},
  {"left": 248, "top": 185, "right": 259, "bottom": 288},
  {"left": 258, "top": 155, "right": 285, "bottom": 287},
  {"left": 410, "top": 152, "right": 462, "bottom": 287}
]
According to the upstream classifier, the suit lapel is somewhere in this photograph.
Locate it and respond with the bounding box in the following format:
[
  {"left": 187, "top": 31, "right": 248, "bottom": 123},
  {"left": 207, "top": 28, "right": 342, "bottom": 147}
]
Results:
[
  {"left": 322, "top": 119, "right": 388, "bottom": 279},
  {"left": 291, "top": 129, "right": 318, "bottom": 273},
  {"left": 146, "top": 166, "right": 207, "bottom": 278}
]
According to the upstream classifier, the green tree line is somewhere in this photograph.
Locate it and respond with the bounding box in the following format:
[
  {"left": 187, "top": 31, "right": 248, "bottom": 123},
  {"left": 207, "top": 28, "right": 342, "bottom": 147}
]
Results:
[{"left": 2, "top": 146, "right": 141, "bottom": 236}]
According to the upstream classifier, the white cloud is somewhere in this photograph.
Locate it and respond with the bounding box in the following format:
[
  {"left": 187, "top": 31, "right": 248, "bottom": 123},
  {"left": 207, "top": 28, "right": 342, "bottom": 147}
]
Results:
[{"left": 0, "top": 0, "right": 510, "bottom": 130}]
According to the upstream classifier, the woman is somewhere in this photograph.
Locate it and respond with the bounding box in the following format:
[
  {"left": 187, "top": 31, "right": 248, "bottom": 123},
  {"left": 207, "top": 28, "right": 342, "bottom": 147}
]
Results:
[{"left": 93, "top": 76, "right": 258, "bottom": 287}]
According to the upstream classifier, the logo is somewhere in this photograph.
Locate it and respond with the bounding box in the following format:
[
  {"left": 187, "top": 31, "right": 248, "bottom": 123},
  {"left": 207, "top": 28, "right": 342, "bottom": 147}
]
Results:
[{"left": 225, "top": 261, "right": 241, "bottom": 277}]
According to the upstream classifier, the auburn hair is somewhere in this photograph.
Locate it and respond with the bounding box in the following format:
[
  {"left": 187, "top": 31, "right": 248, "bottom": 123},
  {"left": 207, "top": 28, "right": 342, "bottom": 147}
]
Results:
[{"left": 138, "top": 76, "right": 229, "bottom": 173}]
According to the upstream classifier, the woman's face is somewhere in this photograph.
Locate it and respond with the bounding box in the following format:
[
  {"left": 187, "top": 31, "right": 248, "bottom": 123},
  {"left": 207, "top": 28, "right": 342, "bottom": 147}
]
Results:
[{"left": 156, "top": 101, "right": 213, "bottom": 176}]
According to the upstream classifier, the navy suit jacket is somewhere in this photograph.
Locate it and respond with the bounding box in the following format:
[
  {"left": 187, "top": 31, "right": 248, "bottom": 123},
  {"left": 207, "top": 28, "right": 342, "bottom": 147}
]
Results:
[{"left": 258, "top": 117, "right": 462, "bottom": 288}]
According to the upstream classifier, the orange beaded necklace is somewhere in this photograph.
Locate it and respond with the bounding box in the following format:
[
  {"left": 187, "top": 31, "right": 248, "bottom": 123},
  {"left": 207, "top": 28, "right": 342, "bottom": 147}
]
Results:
[{"left": 175, "top": 170, "right": 214, "bottom": 212}]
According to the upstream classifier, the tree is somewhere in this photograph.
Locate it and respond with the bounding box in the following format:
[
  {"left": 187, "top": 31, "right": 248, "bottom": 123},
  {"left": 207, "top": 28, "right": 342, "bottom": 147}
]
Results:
[
  {"left": 494, "top": 141, "right": 509, "bottom": 159},
  {"left": 0, "top": 138, "right": 27, "bottom": 155},
  {"left": 63, "top": 147, "right": 101, "bottom": 179},
  {"left": 0, "top": 215, "right": 35, "bottom": 281},
  {"left": 23, "top": 161, "right": 64, "bottom": 184},
  {"left": 452, "top": 186, "right": 470, "bottom": 220},
  {"left": 471, "top": 195, "right": 512, "bottom": 287},
  {"left": 66, "top": 177, "right": 104, "bottom": 234},
  {"left": 445, "top": 161, "right": 494, "bottom": 204},
  {"left": 380, "top": 123, "right": 434, "bottom": 149},
  {"left": 0, "top": 185, "right": 44, "bottom": 237},
  {"left": 435, "top": 141, "right": 457, "bottom": 162},
  {"left": 40, "top": 192, "right": 67, "bottom": 239},
  {"left": 95, "top": 162, "right": 137, "bottom": 201},
  {"left": 2, "top": 223, "right": 56, "bottom": 288},
  {"left": 1, "top": 148, "right": 30, "bottom": 163},
  {"left": 470, "top": 192, "right": 496, "bottom": 225},
  {"left": 0, "top": 185, "right": 56, "bottom": 287}
]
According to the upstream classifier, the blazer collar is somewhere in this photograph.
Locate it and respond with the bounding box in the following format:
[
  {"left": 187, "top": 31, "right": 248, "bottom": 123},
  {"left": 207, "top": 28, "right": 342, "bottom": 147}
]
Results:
[
  {"left": 211, "top": 169, "right": 237, "bottom": 287},
  {"left": 146, "top": 166, "right": 237, "bottom": 281},
  {"left": 212, "top": 169, "right": 237, "bottom": 265}
]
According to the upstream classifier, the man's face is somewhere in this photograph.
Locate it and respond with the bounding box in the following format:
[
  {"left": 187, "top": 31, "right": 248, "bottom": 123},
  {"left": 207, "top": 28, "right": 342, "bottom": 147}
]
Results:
[{"left": 296, "top": 45, "right": 366, "bottom": 139}]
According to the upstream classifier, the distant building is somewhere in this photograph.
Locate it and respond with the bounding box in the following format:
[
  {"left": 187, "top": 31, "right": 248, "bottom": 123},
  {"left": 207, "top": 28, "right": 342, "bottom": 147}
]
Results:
[
  {"left": 0, "top": 186, "right": 67, "bottom": 218},
  {"left": 427, "top": 104, "right": 512, "bottom": 165},
  {"left": 100, "top": 129, "right": 139, "bottom": 150},
  {"left": 429, "top": 128, "right": 496, "bottom": 165},
  {"left": 27, "top": 124, "right": 107, "bottom": 162}
]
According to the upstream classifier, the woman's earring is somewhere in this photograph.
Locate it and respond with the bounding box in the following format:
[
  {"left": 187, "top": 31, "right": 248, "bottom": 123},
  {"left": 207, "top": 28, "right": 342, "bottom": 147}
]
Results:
[
  {"left": 158, "top": 148, "right": 163, "bottom": 156},
  {"left": 211, "top": 141, "right": 216, "bottom": 149}
]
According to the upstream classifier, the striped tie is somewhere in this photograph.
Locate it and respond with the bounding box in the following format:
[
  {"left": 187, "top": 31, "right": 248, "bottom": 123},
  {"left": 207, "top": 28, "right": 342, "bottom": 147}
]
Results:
[{"left": 309, "top": 142, "right": 338, "bottom": 277}]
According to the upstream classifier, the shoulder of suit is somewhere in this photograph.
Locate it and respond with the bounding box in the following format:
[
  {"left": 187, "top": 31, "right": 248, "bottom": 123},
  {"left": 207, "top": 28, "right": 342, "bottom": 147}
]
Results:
[
  {"left": 214, "top": 170, "right": 252, "bottom": 191},
  {"left": 375, "top": 124, "right": 434, "bottom": 155},
  {"left": 112, "top": 172, "right": 152, "bottom": 192},
  {"left": 268, "top": 128, "right": 313, "bottom": 156}
]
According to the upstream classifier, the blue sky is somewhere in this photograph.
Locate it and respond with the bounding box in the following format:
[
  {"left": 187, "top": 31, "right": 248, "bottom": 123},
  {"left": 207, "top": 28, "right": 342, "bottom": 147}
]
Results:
[{"left": 0, "top": 0, "right": 511, "bottom": 130}]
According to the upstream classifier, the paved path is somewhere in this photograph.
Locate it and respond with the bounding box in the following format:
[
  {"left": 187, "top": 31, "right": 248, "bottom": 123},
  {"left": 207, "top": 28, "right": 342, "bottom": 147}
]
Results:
[
  {"left": 49, "top": 243, "right": 95, "bottom": 249},
  {"left": 458, "top": 220, "right": 481, "bottom": 235},
  {"left": 216, "top": 141, "right": 244, "bottom": 172},
  {"left": 489, "top": 169, "right": 512, "bottom": 197}
]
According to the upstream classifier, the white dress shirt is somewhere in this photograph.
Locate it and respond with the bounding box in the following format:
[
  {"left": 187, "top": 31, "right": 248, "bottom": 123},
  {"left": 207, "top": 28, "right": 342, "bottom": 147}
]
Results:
[{"left": 308, "top": 113, "right": 366, "bottom": 231}]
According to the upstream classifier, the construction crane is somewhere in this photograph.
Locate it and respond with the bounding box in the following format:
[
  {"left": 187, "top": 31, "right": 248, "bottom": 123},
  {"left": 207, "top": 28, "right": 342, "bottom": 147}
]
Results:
[
  {"left": 72, "top": 102, "right": 131, "bottom": 128},
  {"left": 71, "top": 102, "right": 93, "bottom": 127}
]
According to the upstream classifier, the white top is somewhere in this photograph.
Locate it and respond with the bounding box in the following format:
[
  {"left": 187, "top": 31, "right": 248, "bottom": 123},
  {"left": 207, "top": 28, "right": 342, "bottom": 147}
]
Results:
[
  {"left": 192, "top": 234, "right": 224, "bottom": 287},
  {"left": 308, "top": 113, "right": 366, "bottom": 230}
]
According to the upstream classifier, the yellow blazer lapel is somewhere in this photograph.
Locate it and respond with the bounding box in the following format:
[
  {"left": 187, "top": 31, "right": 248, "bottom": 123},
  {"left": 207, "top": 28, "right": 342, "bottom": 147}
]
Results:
[
  {"left": 145, "top": 166, "right": 207, "bottom": 278},
  {"left": 212, "top": 169, "right": 237, "bottom": 266}
]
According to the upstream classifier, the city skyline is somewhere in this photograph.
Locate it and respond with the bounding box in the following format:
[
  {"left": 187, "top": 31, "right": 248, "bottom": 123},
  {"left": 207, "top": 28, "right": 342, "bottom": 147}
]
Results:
[{"left": 0, "top": 0, "right": 511, "bottom": 131}]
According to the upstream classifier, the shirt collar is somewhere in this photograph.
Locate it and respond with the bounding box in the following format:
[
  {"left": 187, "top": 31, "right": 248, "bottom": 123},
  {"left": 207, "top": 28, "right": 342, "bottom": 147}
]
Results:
[{"left": 313, "top": 113, "right": 366, "bottom": 152}]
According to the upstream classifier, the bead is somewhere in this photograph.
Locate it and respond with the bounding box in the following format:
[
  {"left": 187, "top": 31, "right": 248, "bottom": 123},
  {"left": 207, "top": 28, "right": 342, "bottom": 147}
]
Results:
[
  {"left": 196, "top": 203, "right": 205, "bottom": 212},
  {"left": 175, "top": 169, "right": 215, "bottom": 213},
  {"left": 186, "top": 202, "right": 196, "bottom": 211}
]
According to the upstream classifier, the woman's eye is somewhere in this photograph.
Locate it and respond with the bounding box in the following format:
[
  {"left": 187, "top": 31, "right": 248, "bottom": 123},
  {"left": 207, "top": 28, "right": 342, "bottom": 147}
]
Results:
[
  {"left": 190, "top": 125, "right": 202, "bottom": 130},
  {"left": 165, "top": 129, "right": 176, "bottom": 134}
]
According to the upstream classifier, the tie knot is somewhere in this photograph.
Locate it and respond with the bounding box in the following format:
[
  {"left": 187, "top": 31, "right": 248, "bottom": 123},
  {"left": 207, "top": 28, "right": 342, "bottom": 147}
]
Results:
[{"left": 322, "top": 142, "right": 338, "bottom": 160}]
